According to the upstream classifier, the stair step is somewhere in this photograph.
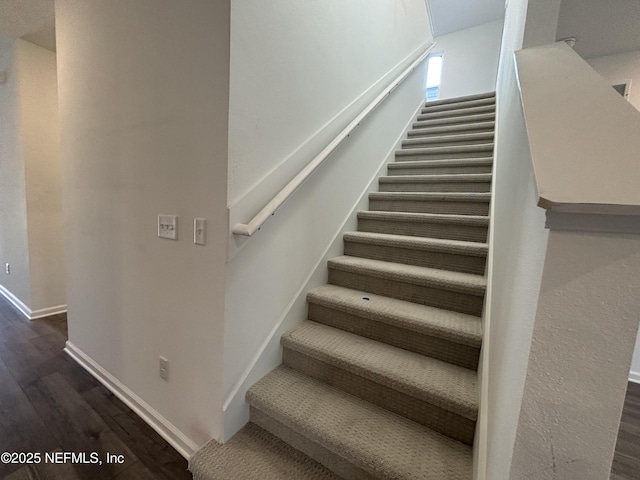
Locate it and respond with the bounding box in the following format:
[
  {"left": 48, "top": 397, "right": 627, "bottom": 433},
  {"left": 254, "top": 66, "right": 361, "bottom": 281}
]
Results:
[
  {"left": 247, "top": 366, "right": 473, "bottom": 480},
  {"left": 307, "top": 284, "right": 482, "bottom": 369},
  {"left": 189, "top": 422, "right": 340, "bottom": 480},
  {"left": 396, "top": 145, "right": 494, "bottom": 162},
  {"left": 357, "top": 211, "right": 489, "bottom": 242},
  {"left": 413, "top": 112, "right": 495, "bottom": 129},
  {"left": 387, "top": 158, "right": 493, "bottom": 175},
  {"left": 343, "top": 231, "right": 487, "bottom": 274},
  {"left": 424, "top": 91, "right": 495, "bottom": 107},
  {"left": 418, "top": 105, "right": 495, "bottom": 121},
  {"left": 403, "top": 132, "right": 494, "bottom": 147},
  {"left": 328, "top": 256, "right": 486, "bottom": 315},
  {"left": 282, "top": 321, "right": 478, "bottom": 444},
  {"left": 422, "top": 96, "right": 495, "bottom": 113},
  {"left": 369, "top": 192, "right": 491, "bottom": 216},
  {"left": 407, "top": 121, "right": 495, "bottom": 137},
  {"left": 398, "top": 143, "right": 495, "bottom": 159},
  {"left": 378, "top": 173, "right": 492, "bottom": 193}
]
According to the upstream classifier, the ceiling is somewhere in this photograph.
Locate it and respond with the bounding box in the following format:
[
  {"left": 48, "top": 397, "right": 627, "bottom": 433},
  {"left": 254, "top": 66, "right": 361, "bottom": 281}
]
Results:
[
  {"left": 427, "top": 0, "right": 505, "bottom": 37},
  {"left": 0, "top": 0, "right": 55, "bottom": 51},
  {"left": 556, "top": 0, "right": 640, "bottom": 59}
]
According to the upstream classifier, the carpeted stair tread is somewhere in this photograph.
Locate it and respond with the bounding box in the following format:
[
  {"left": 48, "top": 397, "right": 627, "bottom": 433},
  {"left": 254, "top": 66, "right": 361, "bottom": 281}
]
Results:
[
  {"left": 282, "top": 321, "right": 478, "bottom": 419},
  {"left": 402, "top": 131, "right": 494, "bottom": 146},
  {"left": 417, "top": 105, "right": 495, "bottom": 121},
  {"left": 398, "top": 143, "right": 494, "bottom": 154},
  {"left": 379, "top": 173, "right": 492, "bottom": 184},
  {"left": 387, "top": 158, "right": 493, "bottom": 176},
  {"left": 421, "top": 97, "right": 495, "bottom": 113},
  {"left": 189, "top": 423, "right": 340, "bottom": 480},
  {"left": 344, "top": 231, "right": 487, "bottom": 256},
  {"left": 424, "top": 91, "right": 495, "bottom": 107},
  {"left": 328, "top": 255, "right": 486, "bottom": 296},
  {"left": 247, "top": 366, "right": 473, "bottom": 480},
  {"left": 369, "top": 191, "right": 491, "bottom": 203},
  {"left": 378, "top": 173, "right": 492, "bottom": 194},
  {"left": 357, "top": 210, "right": 490, "bottom": 226},
  {"left": 307, "top": 284, "right": 482, "bottom": 347},
  {"left": 412, "top": 112, "right": 495, "bottom": 129},
  {"left": 368, "top": 192, "right": 490, "bottom": 217},
  {"left": 356, "top": 211, "right": 490, "bottom": 242},
  {"left": 407, "top": 122, "right": 495, "bottom": 137}
]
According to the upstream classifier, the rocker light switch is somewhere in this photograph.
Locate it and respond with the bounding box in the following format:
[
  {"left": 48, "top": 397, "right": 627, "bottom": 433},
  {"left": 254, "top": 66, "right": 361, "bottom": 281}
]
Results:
[{"left": 158, "top": 215, "right": 177, "bottom": 240}]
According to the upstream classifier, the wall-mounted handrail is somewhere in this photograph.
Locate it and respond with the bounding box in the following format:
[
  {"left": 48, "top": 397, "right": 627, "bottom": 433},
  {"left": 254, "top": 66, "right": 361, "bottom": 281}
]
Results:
[
  {"left": 232, "top": 42, "right": 436, "bottom": 236},
  {"left": 515, "top": 42, "right": 640, "bottom": 215}
]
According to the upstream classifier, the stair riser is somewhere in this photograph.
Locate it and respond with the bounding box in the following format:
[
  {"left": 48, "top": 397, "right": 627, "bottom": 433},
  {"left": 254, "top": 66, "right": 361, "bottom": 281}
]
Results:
[
  {"left": 419, "top": 106, "right": 494, "bottom": 119},
  {"left": 343, "top": 242, "right": 487, "bottom": 275},
  {"left": 357, "top": 218, "right": 488, "bottom": 242},
  {"left": 328, "top": 269, "right": 484, "bottom": 316},
  {"left": 282, "top": 349, "right": 476, "bottom": 445},
  {"left": 307, "top": 303, "right": 480, "bottom": 369},
  {"left": 413, "top": 114, "right": 495, "bottom": 128},
  {"left": 396, "top": 151, "right": 493, "bottom": 161},
  {"left": 378, "top": 182, "right": 491, "bottom": 193},
  {"left": 423, "top": 98, "right": 495, "bottom": 113},
  {"left": 403, "top": 137, "right": 494, "bottom": 147},
  {"left": 369, "top": 198, "right": 490, "bottom": 216},
  {"left": 388, "top": 165, "right": 492, "bottom": 175},
  {"left": 249, "top": 408, "right": 373, "bottom": 480},
  {"left": 407, "top": 128, "right": 494, "bottom": 139},
  {"left": 411, "top": 122, "right": 495, "bottom": 135}
]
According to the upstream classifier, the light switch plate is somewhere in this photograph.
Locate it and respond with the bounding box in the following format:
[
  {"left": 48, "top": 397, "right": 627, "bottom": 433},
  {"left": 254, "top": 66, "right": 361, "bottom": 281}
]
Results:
[
  {"left": 194, "top": 218, "right": 206, "bottom": 245},
  {"left": 158, "top": 215, "right": 177, "bottom": 240}
]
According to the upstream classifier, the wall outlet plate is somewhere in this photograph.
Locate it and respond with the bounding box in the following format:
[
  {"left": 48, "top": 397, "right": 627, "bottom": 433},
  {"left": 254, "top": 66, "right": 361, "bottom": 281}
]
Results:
[{"left": 158, "top": 215, "right": 177, "bottom": 240}]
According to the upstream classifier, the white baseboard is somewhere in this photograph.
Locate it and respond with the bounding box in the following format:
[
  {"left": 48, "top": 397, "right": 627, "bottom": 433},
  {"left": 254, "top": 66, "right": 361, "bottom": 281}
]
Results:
[
  {"left": 64, "top": 341, "right": 199, "bottom": 459},
  {"left": 629, "top": 370, "right": 640, "bottom": 384},
  {"left": 0, "top": 284, "right": 65, "bottom": 320},
  {"left": 0, "top": 284, "right": 66, "bottom": 320},
  {"left": 30, "top": 304, "right": 67, "bottom": 319},
  {"left": 0, "top": 284, "right": 31, "bottom": 318}
]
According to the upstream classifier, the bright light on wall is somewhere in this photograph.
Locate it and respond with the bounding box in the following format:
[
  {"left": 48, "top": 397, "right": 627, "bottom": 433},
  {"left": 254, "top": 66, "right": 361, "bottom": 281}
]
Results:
[
  {"left": 426, "top": 54, "right": 443, "bottom": 101},
  {"left": 426, "top": 54, "right": 443, "bottom": 88}
]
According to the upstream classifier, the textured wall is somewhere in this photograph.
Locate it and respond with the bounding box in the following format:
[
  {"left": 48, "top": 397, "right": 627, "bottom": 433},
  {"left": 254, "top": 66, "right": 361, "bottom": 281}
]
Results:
[{"left": 510, "top": 231, "right": 640, "bottom": 479}]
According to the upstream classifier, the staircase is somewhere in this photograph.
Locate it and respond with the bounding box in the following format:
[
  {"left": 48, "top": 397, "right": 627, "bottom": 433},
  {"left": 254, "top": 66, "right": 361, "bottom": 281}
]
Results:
[{"left": 190, "top": 91, "right": 495, "bottom": 480}]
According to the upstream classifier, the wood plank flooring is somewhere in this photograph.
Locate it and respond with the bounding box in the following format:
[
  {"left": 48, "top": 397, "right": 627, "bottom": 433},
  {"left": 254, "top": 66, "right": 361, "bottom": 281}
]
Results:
[
  {"left": 0, "top": 297, "right": 191, "bottom": 480},
  {"left": 612, "top": 382, "right": 640, "bottom": 480}
]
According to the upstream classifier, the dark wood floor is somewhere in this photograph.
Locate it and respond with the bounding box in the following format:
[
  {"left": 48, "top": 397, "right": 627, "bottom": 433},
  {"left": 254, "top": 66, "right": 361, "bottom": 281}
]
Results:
[
  {"left": 612, "top": 381, "right": 640, "bottom": 480},
  {"left": 0, "top": 296, "right": 191, "bottom": 480}
]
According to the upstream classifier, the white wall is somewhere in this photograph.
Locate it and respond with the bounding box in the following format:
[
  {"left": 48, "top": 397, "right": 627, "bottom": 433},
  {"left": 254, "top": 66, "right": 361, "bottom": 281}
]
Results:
[
  {"left": 0, "top": 37, "right": 65, "bottom": 317},
  {"left": 17, "top": 39, "right": 65, "bottom": 313},
  {"left": 0, "top": 37, "right": 32, "bottom": 308},
  {"left": 476, "top": 0, "right": 551, "bottom": 479},
  {"left": 55, "top": 0, "right": 230, "bottom": 451},
  {"left": 432, "top": 19, "right": 503, "bottom": 101},
  {"left": 223, "top": 0, "right": 433, "bottom": 439}
]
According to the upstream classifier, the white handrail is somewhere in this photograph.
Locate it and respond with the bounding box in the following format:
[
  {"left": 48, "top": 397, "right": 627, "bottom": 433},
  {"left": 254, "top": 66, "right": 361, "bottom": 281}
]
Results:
[{"left": 232, "top": 42, "right": 436, "bottom": 236}]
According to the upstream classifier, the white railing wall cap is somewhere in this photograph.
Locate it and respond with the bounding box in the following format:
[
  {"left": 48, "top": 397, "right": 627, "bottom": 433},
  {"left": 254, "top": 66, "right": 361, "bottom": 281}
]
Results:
[{"left": 232, "top": 42, "right": 437, "bottom": 237}]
